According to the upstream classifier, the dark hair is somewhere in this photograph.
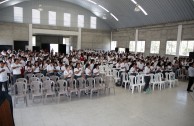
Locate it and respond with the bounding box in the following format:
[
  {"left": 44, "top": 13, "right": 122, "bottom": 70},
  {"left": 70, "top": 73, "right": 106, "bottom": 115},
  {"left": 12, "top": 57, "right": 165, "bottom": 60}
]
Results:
[
  {"left": 86, "top": 64, "right": 90, "bottom": 68},
  {"left": 93, "top": 64, "right": 98, "bottom": 69}
]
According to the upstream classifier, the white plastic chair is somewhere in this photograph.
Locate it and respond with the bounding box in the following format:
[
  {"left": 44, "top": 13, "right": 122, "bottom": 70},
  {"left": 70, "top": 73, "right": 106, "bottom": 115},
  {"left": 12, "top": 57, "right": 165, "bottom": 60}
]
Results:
[
  {"left": 35, "top": 73, "right": 44, "bottom": 79},
  {"left": 121, "top": 72, "right": 129, "bottom": 90},
  {"left": 129, "top": 76, "right": 139, "bottom": 94},
  {"left": 14, "top": 82, "right": 28, "bottom": 107},
  {"left": 16, "top": 78, "right": 27, "bottom": 84},
  {"left": 43, "top": 80, "right": 56, "bottom": 103},
  {"left": 67, "top": 79, "right": 78, "bottom": 100},
  {"left": 104, "top": 76, "right": 115, "bottom": 95},
  {"left": 50, "top": 75, "right": 59, "bottom": 84},
  {"left": 57, "top": 80, "right": 68, "bottom": 103},
  {"left": 41, "top": 76, "right": 50, "bottom": 82},
  {"left": 136, "top": 75, "right": 145, "bottom": 92},
  {"left": 31, "top": 81, "right": 43, "bottom": 102},
  {"left": 113, "top": 70, "right": 120, "bottom": 83},
  {"left": 77, "top": 78, "right": 88, "bottom": 98}
]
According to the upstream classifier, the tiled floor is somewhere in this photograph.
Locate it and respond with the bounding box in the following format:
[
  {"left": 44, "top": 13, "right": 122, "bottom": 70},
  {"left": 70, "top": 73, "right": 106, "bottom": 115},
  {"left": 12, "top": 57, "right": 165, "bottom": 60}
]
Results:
[{"left": 13, "top": 81, "right": 194, "bottom": 126}]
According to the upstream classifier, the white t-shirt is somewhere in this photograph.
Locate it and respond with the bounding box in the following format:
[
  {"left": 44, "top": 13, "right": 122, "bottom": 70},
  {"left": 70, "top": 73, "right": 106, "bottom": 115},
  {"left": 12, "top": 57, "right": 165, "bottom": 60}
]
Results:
[
  {"left": 129, "top": 67, "right": 137, "bottom": 73},
  {"left": 25, "top": 66, "right": 33, "bottom": 73},
  {"left": 63, "top": 70, "right": 73, "bottom": 78},
  {"left": 144, "top": 66, "right": 151, "bottom": 74},
  {"left": 55, "top": 66, "right": 66, "bottom": 72},
  {"left": 33, "top": 66, "right": 40, "bottom": 73},
  {"left": 47, "top": 65, "right": 54, "bottom": 73},
  {"left": 0, "top": 67, "right": 7, "bottom": 82},
  {"left": 74, "top": 68, "right": 82, "bottom": 76},
  {"left": 93, "top": 68, "right": 99, "bottom": 76},
  {"left": 85, "top": 68, "right": 91, "bottom": 76},
  {"left": 11, "top": 63, "right": 21, "bottom": 75}
]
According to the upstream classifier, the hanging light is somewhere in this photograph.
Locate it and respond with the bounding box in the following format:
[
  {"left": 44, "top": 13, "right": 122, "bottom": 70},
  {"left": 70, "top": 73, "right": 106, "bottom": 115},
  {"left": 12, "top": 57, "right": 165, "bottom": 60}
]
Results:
[
  {"left": 38, "top": 4, "right": 43, "bottom": 11},
  {"left": 134, "top": 5, "right": 140, "bottom": 12}
]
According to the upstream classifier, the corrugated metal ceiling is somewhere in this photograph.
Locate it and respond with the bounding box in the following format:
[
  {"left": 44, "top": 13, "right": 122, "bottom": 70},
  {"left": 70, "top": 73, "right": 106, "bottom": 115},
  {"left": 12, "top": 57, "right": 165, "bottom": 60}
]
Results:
[{"left": 0, "top": 0, "right": 194, "bottom": 29}]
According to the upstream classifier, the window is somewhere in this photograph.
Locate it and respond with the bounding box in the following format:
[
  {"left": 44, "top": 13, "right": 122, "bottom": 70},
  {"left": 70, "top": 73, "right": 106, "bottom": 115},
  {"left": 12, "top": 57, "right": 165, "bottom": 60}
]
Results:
[
  {"left": 179, "top": 40, "right": 194, "bottom": 56},
  {"left": 111, "top": 41, "right": 117, "bottom": 50},
  {"left": 63, "top": 38, "right": 70, "bottom": 45},
  {"left": 64, "top": 13, "right": 71, "bottom": 27},
  {"left": 129, "top": 41, "right": 135, "bottom": 52},
  {"left": 14, "top": 7, "right": 23, "bottom": 23},
  {"left": 90, "top": 16, "right": 97, "bottom": 29},
  {"left": 166, "top": 41, "right": 177, "bottom": 55},
  {"left": 137, "top": 41, "right": 145, "bottom": 52},
  {"left": 32, "top": 9, "right": 40, "bottom": 24},
  {"left": 48, "top": 11, "right": 56, "bottom": 25},
  {"left": 150, "top": 41, "right": 160, "bottom": 54},
  {"left": 32, "top": 36, "right": 36, "bottom": 46},
  {"left": 78, "top": 15, "right": 84, "bottom": 28}
]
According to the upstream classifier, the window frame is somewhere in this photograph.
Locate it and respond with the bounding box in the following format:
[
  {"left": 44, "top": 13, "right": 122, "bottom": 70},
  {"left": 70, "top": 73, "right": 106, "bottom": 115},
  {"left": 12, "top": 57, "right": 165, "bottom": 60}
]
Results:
[
  {"left": 14, "top": 7, "right": 23, "bottom": 23},
  {"left": 32, "top": 9, "right": 40, "bottom": 24},
  {"left": 150, "top": 41, "right": 160, "bottom": 54},
  {"left": 48, "top": 11, "right": 56, "bottom": 25},
  {"left": 78, "top": 15, "right": 84, "bottom": 28}
]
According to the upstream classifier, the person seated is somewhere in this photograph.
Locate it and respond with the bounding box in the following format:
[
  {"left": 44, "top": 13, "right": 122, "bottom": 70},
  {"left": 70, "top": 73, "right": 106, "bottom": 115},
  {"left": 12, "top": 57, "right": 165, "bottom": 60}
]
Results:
[
  {"left": 85, "top": 64, "right": 92, "bottom": 79},
  {"left": 93, "top": 64, "right": 100, "bottom": 77},
  {"left": 33, "top": 61, "right": 40, "bottom": 74},
  {"left": 46, "top": 62, "right": 55, "bottom": 76},
  {"left": 55, "top": 62, "right": 66, "bottom": 77},
  {"left": 74, "top": 63, "right": 83, "bottom": 79},
  {"left": 64, "top": 65, "right": 73, "bottom": 80}
]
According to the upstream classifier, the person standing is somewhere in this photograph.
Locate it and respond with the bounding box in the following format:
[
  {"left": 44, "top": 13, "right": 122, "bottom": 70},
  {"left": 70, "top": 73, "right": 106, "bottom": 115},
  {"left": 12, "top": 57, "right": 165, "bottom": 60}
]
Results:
[
  {"left": 0, "top": 61, "right": 8, "bottom": 93},
  {"left": 11, "top": 59, "right": 22, "bottom": 84},
  {"left": 143, "top": 63, "right": 151, "bottom": 93},
  {"left": 187, "top": 62, "right": 194, "bottom": 92}
]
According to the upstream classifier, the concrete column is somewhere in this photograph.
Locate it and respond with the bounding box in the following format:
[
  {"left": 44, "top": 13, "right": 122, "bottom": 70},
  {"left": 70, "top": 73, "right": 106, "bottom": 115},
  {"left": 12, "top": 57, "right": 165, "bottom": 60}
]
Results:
[
  {"left": 111, "top": 31, "right": 113, "bottom": 50},
  {"left": 77, "top": 28, "right": 82, "bottom": 50},
  {"left": 176, "top": 24, "right": 182, "bottom": 57},
  {"left": 28, "top": 24, "right": 32, "bottom": 51},
  {"left": 135, "top": 29, "right": 138, "bottom": 54}
]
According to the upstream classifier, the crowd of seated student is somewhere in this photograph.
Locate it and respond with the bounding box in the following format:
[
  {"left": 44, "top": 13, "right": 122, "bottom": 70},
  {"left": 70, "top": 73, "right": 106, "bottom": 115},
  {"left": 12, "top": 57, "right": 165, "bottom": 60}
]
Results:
[{"left": 0, "top": 49, "right": 192, "bottom": 93}]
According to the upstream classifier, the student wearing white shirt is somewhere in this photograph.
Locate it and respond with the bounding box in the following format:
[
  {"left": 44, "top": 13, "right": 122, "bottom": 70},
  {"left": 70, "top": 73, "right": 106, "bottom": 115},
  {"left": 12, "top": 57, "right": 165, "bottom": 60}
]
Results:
[
  {"left": 74, "top": 63, "right": 82, "bottom": 79},
  {"left": 85, "top": 64, "right": 92, "bottom": 79},
  {"left": 55, "top": 62, "right": 66, "bottom": 77},
  {"left": 93, "top": 64, "right": 100, "bottom": 77},
  {"left": 64, "top": 65, "right": 73, "bottom": 80},
  {"left": 11, "top": 59, "right": 22, "bottom": 84},
  {"left": 33, "top": 61, "right": 40, "bottom": 74},
  {"left": 143, "top": 63, "right": 151, "bottom": 92},
  {"left": 129, "top": 63, "right": 138, "bottom": 75},
  {"left": 187, "top": 62, "right": 194, "bottom": 92},
  {"left": 0, "top": 61, "right": 8, "bottom": 93},
  {"left": 46, "top": 62, "right": 55, "bottom": 76}
]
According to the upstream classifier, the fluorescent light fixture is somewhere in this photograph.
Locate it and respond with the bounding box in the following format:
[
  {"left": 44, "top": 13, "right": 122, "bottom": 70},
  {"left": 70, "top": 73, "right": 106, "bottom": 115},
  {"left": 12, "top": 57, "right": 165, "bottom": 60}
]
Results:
[
  {"left": 0, "top": 0, "right": 9, "bottom": 4},
  {"left": 110, "top": 13, "right": 119, "bottom": 21},
  {"left": 87, "top": 0, "right": 97, "bottom": 4},
  {"left": 131, "top": 0, "right": 137, "bottom": 4},
  {"left": 138, "top": 5, "right": 148, "bottom": 15},
  {"left": 98, "top": 5, "right": 109, "bottom": 12}
]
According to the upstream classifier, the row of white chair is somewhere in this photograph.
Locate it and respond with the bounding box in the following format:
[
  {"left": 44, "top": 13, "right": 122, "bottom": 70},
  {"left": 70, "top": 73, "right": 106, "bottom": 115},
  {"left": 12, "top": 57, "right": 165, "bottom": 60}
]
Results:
[{"left": 13, "top": 76, "right": 115, "bottom": 107}]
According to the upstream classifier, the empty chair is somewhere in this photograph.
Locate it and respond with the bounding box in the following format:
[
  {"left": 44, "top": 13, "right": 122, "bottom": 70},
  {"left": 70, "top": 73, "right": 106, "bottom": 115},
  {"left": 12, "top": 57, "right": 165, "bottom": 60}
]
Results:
[
  {"left": 29, "top": 77, "right": 40, "bottom": 86},
  {"left": 26, "top": 73, "right": 35, "bottom": 80},
  {"left": 41, "top": 76, "right": 50, "bottom": 82},
  {"left": 31, "top": 81, "right": 43, "bottom": 102},
  {"left": 35, "top": 73, "right": 44, "bottom": 79},
  {"left": 112, "top": 70, "right": 120, "bottom": 84},
  {"left": 92, "top": 77, "right": 105, "bottom": 97},
  {"left": 136, "top": 75, "right": 145, "bottom": 92},
  {"left": 59, "top": 75, "right": 65, "bottom": 79},
  {"left": 77, "top": 78, "right": 88, "bottom": 98},
  {"left": 105, "top": 69, "right": 113, "bottom": 79},
  {"left": 104, "top": 76, "right": 115, "bottom": 95},
  {"left": 50, "top": 75, "right": 59, "bottom": 83},
  {"left": 121, "top": 72, "right": 129, "bottom": 89},
  {"left": 43, "top": 80, "right": 56, "bottom": 103},
  {"left": 167, "top": 72, "right": 177, "bottom": 88},
  {"left": 153, "top": 73, "right": 166, "bottom": 91},
  {"left": 57, "top": 80, "right": 68, "bottom": 103},
  {"left": 129, "top": 76, "right": 139, "bottom": 94},
  {"left": 16, "top": 78, "right": 27, "bottom": 83},
  {"left": 67, "top": 79, "right": 78, "bottom": 100},
  {"left": 14, "top": 82, "right": 28, "bottom": 107}
]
